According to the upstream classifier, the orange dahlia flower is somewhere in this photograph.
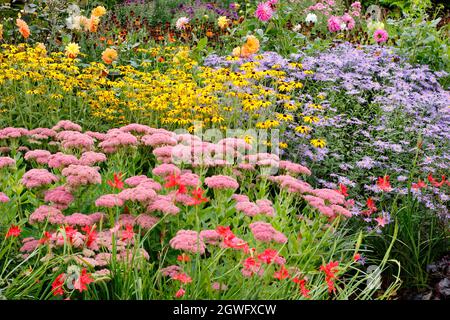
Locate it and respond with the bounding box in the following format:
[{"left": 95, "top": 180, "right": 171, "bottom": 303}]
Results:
[
  {"left": 101, "top": 48, "right": 118, "bottom": 64},
  {"left": 16, "top": 19, "right": 30, "bottom": 39}
]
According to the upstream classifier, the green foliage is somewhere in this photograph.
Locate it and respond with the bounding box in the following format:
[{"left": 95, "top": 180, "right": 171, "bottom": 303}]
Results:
[
  {"left": 388, "top": 12, "right": 450, "bottom": 88},
  {"left": 380, "top": 0, "right": 432, "bottom": 12},
  {"left": 367, "top": 195, "right": 449, "bottom": 290}
]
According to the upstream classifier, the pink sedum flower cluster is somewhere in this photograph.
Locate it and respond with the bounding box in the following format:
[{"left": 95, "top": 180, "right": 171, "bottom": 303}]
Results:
[
  {"left": 0, "top": 156, "right": 15, "bottom": 168},
  {"left": 62, "top": 165, "right": 102, "bottom": 187},
  {"left": 21, "top": 169, "right": 59, "bottom": 189},
  {"left": 44, "top": 186, "right": 74, "bottom": 209},
  {"left": 249, "top": 221, "right": 288, "bottom": 243},
  {"left": 205, "top": 175, "right": 239, "bottom": 190},
  {"left": 169, "top": 230, "right": 206, "bottom": 254}
]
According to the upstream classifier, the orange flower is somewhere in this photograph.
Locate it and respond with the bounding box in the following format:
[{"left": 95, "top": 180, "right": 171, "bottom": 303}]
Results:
[
  {"left": 16, "top": 19, "right": 30, "bottom": 39},
  {"left": 91, "top": 6, "right": 107, "bottom": 18},
  {"left": 244, "top": 35, "right": 259, "bottom": 55},
  {"left": 101, "top": 48, "right": 118, "bottom": 64},
  {"left": 89, "top": 16, "right": 100, "bottom": 32},
  {"left": 107, "top": 39, "right": 114, "bottom": 45},
  {"left": 240, "top": 44, "right": 251, "bottom": 58},
  {"left": 206, "top": 30, "right": 213, "bottom": 38}
]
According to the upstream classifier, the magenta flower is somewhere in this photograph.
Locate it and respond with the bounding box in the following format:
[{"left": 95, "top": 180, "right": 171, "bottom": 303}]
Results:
[
  {"left": 0, "top": 192, "right": 10, "bottom": 203},
  {"left": 341, "top": 13, "right": 355, "bottom": 30},
  {"left": 255, "top": 2, "right": 273, "bottom": 22},
  {"left": 327, "top": 16, "right": 341, "bottom": 32},
  {"left": 373, "top": 29, "right": 388, "bottom": 43}
]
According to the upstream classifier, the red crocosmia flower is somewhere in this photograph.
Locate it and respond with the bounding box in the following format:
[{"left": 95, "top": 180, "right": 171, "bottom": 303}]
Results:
[
  {"left": 224, "top": 235, "right": 249, "bottom": 253},
  {"left": 243, "top": 257, "right": 260, "bottom": 270},
  {"left": 121, "top": 225, "right": 135, "bottom": 241},
  {"left": 172, "top": 272, "right": 192, "bottom": 284},
  {"left": 175, "top": 287, "right": 185, "bottom": 298},
  {"left": 189, "top": 188, "right": 209, "bottom": 205},
  {"left": 6, "top": 225, "right": 21, "bottom": 238},
  {"left": 320, "top": 261, "right": 339, "bottom": 277},
  {"left": 82, "top": 225, "right": 97, "bottom": 247},
  {"left": 164, "top": 173, "right": 181, "bottom": 188},
  {"left": 273, "top": 265, "right": 290, "bottom": 280},
  {"left": 164, "top": 173, "right": 187, "bottom": 194},
  {"left": 73, "top": 268, "right": 93, "bottom": 293},
  {"left": 353, "top": 253, "right": 361, "bottom": 262},
  {"left": 258, "top": 249, "right": 280, "bottom": 264},
  {"left": 51, "top": 273, "right": 66, "bottom": 296},
  {"left": 411, "top": 179, "right": 427, "bottom": 190},
  {"left": 107, "top": 172, "right": 124, "bottom": 190},
  {"left": 293, "top": 277, "right": 311, "bottom": 298},
  {"left": 427, "top": 174, "right": 447, "bottom": 188},
  {"left": 338, "top": 183, "right": 349, "bottom": 197},
  {"left": 216, "top": 226, "right": 249, "bottom": 252},
  {"left": 216, "top": 226, "right": 233, "bottom": 237},
  {"left": 64, "top": 226, "right": 77, "bottom": 243},
  {"left": 177, "top": 183, "right": 187, "bottom": 194},
  {"left": 320, "top": 261, "right": 339, "bottom": 293},
  {"left": 367, "top": 198, "right": 377, "bottom": 212},
  {"left": 361, "top": 197, "right": 377, "bottom": 216},
  {"left": 377, "top": 175, "right": 392, "bottom": 192},
  {"left": 177, "top": 253, "right": 191, "bottom": 262},
  {"left": 39, "top": 231, "right": 52, "bottom": 244}
]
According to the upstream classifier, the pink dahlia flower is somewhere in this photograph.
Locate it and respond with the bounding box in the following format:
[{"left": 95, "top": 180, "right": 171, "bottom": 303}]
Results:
[
  {"left": 327, "top": 16, "right": 341, "bottom": 32},
  {"left": 373, "top": 29, "right": 388, "bottom": 43},
  {"left": 255, "top": 2, "right": 273, "bottom": 22}
]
